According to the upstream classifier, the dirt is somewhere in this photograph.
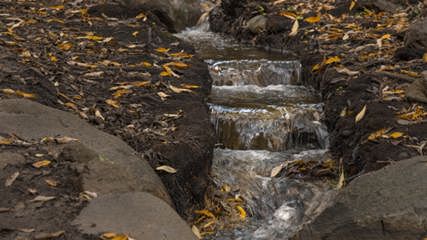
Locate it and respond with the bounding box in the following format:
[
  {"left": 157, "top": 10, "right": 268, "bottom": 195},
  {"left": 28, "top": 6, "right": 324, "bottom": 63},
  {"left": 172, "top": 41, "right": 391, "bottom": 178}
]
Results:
[
  {"left": 209, "top": 0, "right": 427, "bottom": 179},
  {"left": 0, "top": 0, "right": 214, "bottom": 221},
  {"left": 0, "top": 143, "right": 98, "bottom": 240}
]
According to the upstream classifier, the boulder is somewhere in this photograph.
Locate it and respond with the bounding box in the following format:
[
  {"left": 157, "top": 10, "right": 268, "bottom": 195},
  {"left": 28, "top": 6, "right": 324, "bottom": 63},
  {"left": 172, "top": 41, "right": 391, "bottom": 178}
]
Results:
[
  {"left": 120, "top": 0, "right": 202, "bottom": 32},
  {"left": 405, "top": 71, "right": 427, "bottom": 103},
  {"left": 73, "top": 192, "right": 197, "bottom": 240},
  {"left": 0, "top": 99, "right": 172, "bottom": 205},
  {"left": 404, "top": 18, "right": 427, "bottom": 57},
  {"left": 294, "top": 156, "right": 427, "bottom": 240}
]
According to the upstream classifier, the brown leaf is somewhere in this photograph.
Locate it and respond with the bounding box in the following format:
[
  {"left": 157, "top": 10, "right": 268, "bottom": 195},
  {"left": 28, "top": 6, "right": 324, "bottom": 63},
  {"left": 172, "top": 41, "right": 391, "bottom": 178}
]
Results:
[
  {"left": 5, "top": 171, "right": 19, "bottom": 187},
  {"left": 105, "top": 99, "right": 120, "bottom": 108},
  {"left": 32, "top": 160, "right": 51, "bottom": 168},
  {"left": 169, "top": 85, "right": 193, "bottom": 94},
  {"left": 304, "top": 16, "right": 320, "bottom": 23},
  {"left": 289, "top": 19, "right": 299, "bottom": 36}
]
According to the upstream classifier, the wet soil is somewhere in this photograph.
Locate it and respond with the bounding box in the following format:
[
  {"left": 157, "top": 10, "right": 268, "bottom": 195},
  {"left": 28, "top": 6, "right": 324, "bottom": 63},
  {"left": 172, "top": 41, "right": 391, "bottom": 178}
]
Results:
[
  {"left": 210, "top": 0, "right": 427, "bottom": 178},
  {"left": 0, "top": 0, "right": 214, "bottom": 221},
  {"left": 0, "top": 143, "right": 98, "bottom": 240}
]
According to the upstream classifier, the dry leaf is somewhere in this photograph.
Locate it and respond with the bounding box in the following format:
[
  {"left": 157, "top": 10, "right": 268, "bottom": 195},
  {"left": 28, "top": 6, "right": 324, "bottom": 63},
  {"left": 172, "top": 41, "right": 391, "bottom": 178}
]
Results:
[
  {"left": 192, "top": 225, "right": 202, "bottom": 239},
  {"left": 335, "top": 67, "right": 359, "bottom": 76},
  {"left": 169, "top": 85, "right": 193, "bottom": 94},
  {"left": 349, "top": 0, "right": 356, "bottom": 10},
  {"left": 31, "top": 195, "right": 56, "bottom": 202},
  {"left": 32, "top": 160, "right": 51, "bottom": 168},
  {"left": 355, "top": 105, "right": 367, "bottom": 123},
  {"left": 304, "top": 16, "right": 320, "bottom": 23},
  {"left": 270, "top": 164, "right": 284, "bottom": 177},
  {"left": 156, "top": 165, "right": 177, "bottom": 173},
  {"left": 112, "top": 89, "right": 132, "bottom": 99},
  {"left": 157, "top": 92, "right": 169, "bottom": 101},
  {"left": 5, "top": 171, "right": 19, "bottom": 187},
  {"left": 135, "top": 12, "right": 147, "bottom": 21},
  {"left": 368, "top": 128, "right": 389, "bottom": 141},
  {"left": 194, "top": 209, "right": 216, "bottom": 218},
  {"left": 155, "top": 47, "right": 170, "bottom": 53},
  {"left": 289, "top": 19, "right": 299, "bottom": 36},
  {"left": 169, "top": 52, "right": 193, "bottom": 59},
  {"left": 325, "top": 56, "right": 341, "bottom": 65},
  {"left": 279, "top": 11, "right": 297, "bottom": 20},
  {"left": 236, "top": 206, "right": 247, "bottom": 220},
  {"left": 165, "top": 61, "right": 189, "bottom": 69},
  {"left": 105, "top": 99, "right": 120, "bottom": 108},
  {"left": 58, "top": 42, "right": 72, "bottom": 51},
  {"left": 45, "top": 179, "right": 58, "bottom": 187},
  {"left": 389, "top": 132, "right": 404, "bottom": 139},
  {"left": 423, "top": 53, "right": 427, "bottom": 63}
]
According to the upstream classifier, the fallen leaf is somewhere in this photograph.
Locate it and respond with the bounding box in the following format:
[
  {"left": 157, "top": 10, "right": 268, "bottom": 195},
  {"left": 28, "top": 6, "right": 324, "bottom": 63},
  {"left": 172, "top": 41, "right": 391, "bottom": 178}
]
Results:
[
  {"left": 192, "top": 225, "right": 202, "bottom": 239},
  {"left": 389, "top": 132, "right": 404, "bottom": 139},
  {"left": 423, "top": 53, "right": 427, "bottom": 63},
  {"left": 355, "top": 105, "right": 367, "bottom": 123},
  {"left": 289, "top": 19, "right": 299, "bottom": 36},
  {"left": 325, "top": 56, "right": 341, "bottom": 65},
  {"left": 194, "top": 209, "right": 216, "bottom": 219},
  {"left": 270, "top": 164, "right": 284, "bottom": 177},
  {"left": 368, "top": 128, "right": 389, "bottom": 141},
  {"left": 162, "top": 65, "right": 180, "bottom": 78},
  {"left": 335, "top": 67, "right": 359, "bottom": 76},
  {"left": 349, "top": 0, "right": 356, "bottom": 10},
  {"left": 5, "top": 171, "right": 19, "bottom": 187},
  {"left": 236, "top": 206, "right": 247, "bottom": 220},
  {"left": 135, "top": 12, "right": 147, "bottom": 21},
  {"left": 15, "top": 90, "right": 36, "bottom": 99},
  {"left": 45, "top": 179, "right": 58, "bottom": 187},
  {"left": 58, "top": 42, "right": 72, "bottom": 51},
  {"left": 155, "top": 47, "right": 170, "bottom": 53},
  {"left": 165, "top": 61, "right": 189, "bottom": 69},
  {"left": 279, "top": 11, "right": 297, "bottom": 20},
  {"left": 304, "top": 16, "right": 320, "bottom": 23},
  {"left": 32, "top": 160, "right": 51, "bottom": 168},
  {"left": 157, "top": 92, "right": 169, "bottom": 101},
  {"left": 169, "top": 85, "right": 193, "bottom": 94},
  {"left": 83, "top": 71, "right": 104, "bottom": 78},
  {"left": 180, "top": 83, "right": 200, "bottom": 89},
  {"left": 49, "top": 5, "right": 64, "bottom": 10},
  {"left": 105, "top": 99, "right": 120, "bottom": 108},
  {"left": 31, "top": 195, "right": 56, "bottom": 202},
  {"left": 169, "top": 52, "right": 193, "bottom": 59},
  {"left": 156, "top": 165, "right": 177, "bottom": 173},
  {"left": 112, "top": 89, "right": 132, "bottom": 99}
]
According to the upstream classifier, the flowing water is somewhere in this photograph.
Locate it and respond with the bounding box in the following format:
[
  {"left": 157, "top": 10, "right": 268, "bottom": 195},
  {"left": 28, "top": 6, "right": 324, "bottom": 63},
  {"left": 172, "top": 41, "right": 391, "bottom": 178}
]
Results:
[{"left": 176, "top": 23, "right": 335, "bottom": 240}]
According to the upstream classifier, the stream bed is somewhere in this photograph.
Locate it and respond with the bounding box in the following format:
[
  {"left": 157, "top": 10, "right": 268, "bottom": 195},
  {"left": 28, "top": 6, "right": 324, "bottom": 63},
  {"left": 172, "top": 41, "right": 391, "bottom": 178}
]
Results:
[{"left": 176, "top": 23, "right": 336, "bottom": 240}]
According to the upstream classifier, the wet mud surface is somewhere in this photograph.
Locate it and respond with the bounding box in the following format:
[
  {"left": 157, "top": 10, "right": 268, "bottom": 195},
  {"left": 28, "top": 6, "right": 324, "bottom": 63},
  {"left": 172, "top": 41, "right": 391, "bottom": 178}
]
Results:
[{"left": 0, "top": 0, "right": 214, "bottom": 224}]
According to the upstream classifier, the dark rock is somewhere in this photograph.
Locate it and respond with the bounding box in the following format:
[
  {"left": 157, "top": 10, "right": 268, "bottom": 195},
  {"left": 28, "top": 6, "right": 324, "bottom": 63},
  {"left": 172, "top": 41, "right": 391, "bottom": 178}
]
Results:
[
  {"left": 403, "top": 18, "right": 427, "bottom": 58},
  {"left": 0, "top": 152, "right": 25, "bottom": 170},
  {"left": 294, "top": 156, "right": 427, "bottom": 240},
  {"left": 0, "top": 99, "right": 172, "bottom": 205},
  {"left": 405, "top": 71, "right": 427, "bottom": 103},
  {"left": 73, "top": 192, "right": 197, "bottom": 240},
  {"left": 245, "top": 15, "right": 268, "bottom": 33},
  {"left": 120, "top": 0, "right": 202, "bottom": 32}
]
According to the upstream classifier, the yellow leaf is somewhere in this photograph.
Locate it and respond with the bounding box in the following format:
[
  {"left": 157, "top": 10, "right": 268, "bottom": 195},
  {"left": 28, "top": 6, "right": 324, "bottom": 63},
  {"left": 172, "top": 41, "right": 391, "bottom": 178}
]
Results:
[
  {"left": 325, "top": 56, "right": 341, "bottom": 65},
  {"left": 355, "top": 105, "right": 367, "bottom": 123},
  {"left": 399, "top": 106, "right": 427, "bottom": 121},
  {"left": 160, "top": 71, "right": 172, "bottom": 77},
  {"left": 236, "top": 206, "right": 247, "bottom": 220},
  {"left": 368, "top": 128, "right": 389, "bottom": 141},
  {"left": 135, "top": 12, "right": 147, "bottom": 20},
  {"left": 64, "top": 102, "right": 78, "bottom": 110},
  {"left": 58, "top": 42, "right": 72, "bottom": 51},
  {"left": 156, "top": 165, "right": 177, "bottom": 173},
  {"left": 132, "top": 31, "right": 139, "bottom": 37},
  {"left": 400, "top": 70, "right": 420, "bottom": 78},
  {"left": 169, "top": 52, "right": 193, "bottom": 59},
  {"left": 381, "top": 34, "right": 391, "bottom": 40},
  {"left": 312, "top": 63, "right": 321, "bottom": 71},
  {"left": 279, "top": 11, "right": 297, "bottom": 20},
  {"left": 194, "top": 209, "right": 216, "bottom": 219},
  {"left": 165, "top": 62, "right": 189, "bottom": 69},
  {"left": 155, "top": 47, "right": 170, "bottom": 53},
  {"left": 16, "top": 90, "right": 36, "bottom": 99},
  {"left": 289, "top": 20, "right": 299, "bottom": 36},
  {"left": 163, "top": 65, "right": 180, "bottom": 78},
  {"left": 50, "top": 5, "right": 64, "bottom": 10},
  {"left": 142, "top": 61, "right": 152, "bottom": 67},
  {"left": 0, "top": 137, "right": 14, "bottom": 145},
  {"left": 389, "top": 132, "right": 404, "bottom": 139},
  {"left": 169, "top": 85, "right": 193, "bottom": 94},
  {"left": 48, "top": 53, "right": 58, "bottom": 62},
  {"left": 105, "top": 99, "right": 120, "bottom": 108},
  {"left": 304, "top": 16, "right": 320, "bottom": 23},
  {"left": 180, "top": 84, "right": 200, "bottom": 89},
  {"left": 32, "top": 160, "right": 51, "bottom": 168},
  {"left": 423, "top": 53, "right": 427, "bottom": 63},
  {"left": 78, "top": 35, "right": 104, "bottom": 41},
  {"left": 101, "top": 232, "right": 129, "bottom": 240},
  {"left": 112, "top": 89, "right": 132, "bottom": 99}
]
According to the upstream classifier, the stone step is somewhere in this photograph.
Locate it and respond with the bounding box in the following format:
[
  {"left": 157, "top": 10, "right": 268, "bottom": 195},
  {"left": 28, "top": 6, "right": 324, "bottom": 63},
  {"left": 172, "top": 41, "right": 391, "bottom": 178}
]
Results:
[
  {"left": 210, "top": 104, "right": 329, "bottom": 151},
  {"left": 209, "top": 60, "right": 301, "bottom": 86}
]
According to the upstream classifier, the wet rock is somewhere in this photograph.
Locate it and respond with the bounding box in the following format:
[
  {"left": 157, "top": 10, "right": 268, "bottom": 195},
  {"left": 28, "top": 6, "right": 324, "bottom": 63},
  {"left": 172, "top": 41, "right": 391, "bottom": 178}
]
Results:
[
  {"left": 0, "top": 99, "right": 172, "bottom": 205},
  {"left": 120, "top": 0, "right": 202, "bottom": 32},
  {"left": 245, "top": 15, "right": 268, "bottom": 33},
  {"left": 294, "top": 156, "right": 427, "bottom": 240},
  {"left": 405, "top": 71, "right": 427, "bottom": 103},
  {"left": 73, "top": 192, "right": 197, "bottom": 240},
  {"left": 403, "top": 18, "right": 427, "bottom": 58}
]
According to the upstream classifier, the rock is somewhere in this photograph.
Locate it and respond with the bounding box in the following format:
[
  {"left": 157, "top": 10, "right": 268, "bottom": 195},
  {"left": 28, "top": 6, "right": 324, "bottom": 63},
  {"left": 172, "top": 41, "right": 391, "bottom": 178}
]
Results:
[
  {"left": 357, "top": 0, "right": 403, "bottom": 12},
  {"left": 294, "top": 156, "right": 427, "bottom": 240},
  {"left": 0, "top": 152, "right": 25, "bottom": 170},
  {"left": 120, "top": 0, "right": 202, "bottom": 32},
  {"left": 405, "top": 71, "right": 427, "bottom": 103},
  {"left": 245, "top": 15, "right": 268, "bottom": 33},
  {"left": 73, "top": 192, "right": 197, "bottom": 240},
  {"left": 0, "top": 99, "right": 172, "bottom": 205},
  {"left": 404, "top": 18, "right": 427, "bottom": 58}
]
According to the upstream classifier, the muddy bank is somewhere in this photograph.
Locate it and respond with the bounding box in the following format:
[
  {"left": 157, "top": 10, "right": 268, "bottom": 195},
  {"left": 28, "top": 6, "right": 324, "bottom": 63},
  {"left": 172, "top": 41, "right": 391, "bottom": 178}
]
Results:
[
  {"left": 0, "top": 0, "right": 214, "bottom": 218},
  {"left": 210, "top": 0, "right": 427, "bottom": 177}
]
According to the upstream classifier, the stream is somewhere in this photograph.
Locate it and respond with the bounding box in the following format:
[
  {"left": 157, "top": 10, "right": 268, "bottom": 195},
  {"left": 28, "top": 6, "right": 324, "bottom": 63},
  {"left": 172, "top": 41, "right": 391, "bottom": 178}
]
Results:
[{"left": 176, "top": 23, "right": 336, "bottom": 240}]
